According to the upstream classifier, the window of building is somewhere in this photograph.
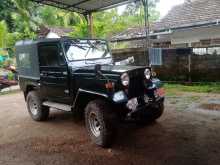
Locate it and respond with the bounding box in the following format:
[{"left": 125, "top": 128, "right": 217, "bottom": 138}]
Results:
[
  {"left": 200, "top": 39, "right": 211, "bottom": 46},
  {"left": 207, "top": 47, "right": 220, "bottom": 55},
  {"left": 191, "top": 42, "right": 201, "bottom": 47},
  {"left": 171, "top": 43, "right": 189, "bottom": 48},
  {"left": 193, "top": 47, "right": 220, "bottom": 55},
  {"left": 212, "top": 38, "right": 220, "bottom": 45},
  {"left": 193, "top": 48, "right": 207, "bottom": 55}
]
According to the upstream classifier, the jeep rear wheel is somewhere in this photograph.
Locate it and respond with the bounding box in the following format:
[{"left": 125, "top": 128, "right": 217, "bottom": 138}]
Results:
[
  {"left": 26, "top": 91, "right": 49, "bottom": 121},
  {"left": 85, "top": 100, "right": 117, "bottom": 148}
]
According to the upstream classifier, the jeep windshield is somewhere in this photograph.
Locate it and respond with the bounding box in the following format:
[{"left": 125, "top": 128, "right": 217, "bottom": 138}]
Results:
[{"left": 64, "top": 39, "right": 112, "bottom": 62}]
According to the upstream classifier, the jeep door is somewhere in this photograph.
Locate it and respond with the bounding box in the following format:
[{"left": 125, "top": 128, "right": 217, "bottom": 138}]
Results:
[{"left": 38, "top": 42, "right": 71, "bottom": 104}]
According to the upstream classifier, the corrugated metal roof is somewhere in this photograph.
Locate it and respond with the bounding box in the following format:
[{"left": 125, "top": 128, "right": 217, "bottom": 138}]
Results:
[{"left": 31, "top": 0, "right": 135, "bottom": 14}]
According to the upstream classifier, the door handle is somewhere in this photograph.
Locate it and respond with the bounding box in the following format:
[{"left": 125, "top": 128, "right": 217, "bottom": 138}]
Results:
[
  {"left": 40, "top": 73, "right": 47, "bottom": 76},
  {"left": 62, "top": 71, "right": 68, "bottom": 75}
]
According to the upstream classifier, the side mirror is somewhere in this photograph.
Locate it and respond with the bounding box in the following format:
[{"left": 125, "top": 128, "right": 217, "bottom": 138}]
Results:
[
  {"left": 127, "top": 56, "right": 135, "bottom": 64},
  {"left": 115, "top": 56, "right": 135, "bottom": 65}
]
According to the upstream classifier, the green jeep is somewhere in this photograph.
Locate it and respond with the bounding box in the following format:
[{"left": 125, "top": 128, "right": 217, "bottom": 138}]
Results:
[{"left": 15, "top": 38, "right": 165, "bottom": 147}]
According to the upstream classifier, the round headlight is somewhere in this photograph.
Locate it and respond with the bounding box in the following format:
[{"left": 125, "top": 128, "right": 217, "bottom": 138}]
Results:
[
  {"left": 144, "top": 68, "right": 151, "bottom": 80},
  {"left": 121, "top": 73, "right": 129, "bottom": 86}
]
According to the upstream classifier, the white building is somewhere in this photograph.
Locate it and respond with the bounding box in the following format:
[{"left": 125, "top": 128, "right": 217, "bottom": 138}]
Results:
[
  {"left": 112, "top": 0, "right": 220, "bottom": 50},
  {"left": 37, "top": 26, "right": 72, "bottom": 39}
]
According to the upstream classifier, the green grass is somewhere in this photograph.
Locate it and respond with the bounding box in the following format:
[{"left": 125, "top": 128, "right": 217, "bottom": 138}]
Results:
[{"left": 164, "top": 83, "right": 220, "bottom": 96}]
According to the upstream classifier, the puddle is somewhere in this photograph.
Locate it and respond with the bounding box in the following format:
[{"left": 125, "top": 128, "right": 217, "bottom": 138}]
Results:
[{"left": 200, "top": 103, "right": 220, "bottom": 111}]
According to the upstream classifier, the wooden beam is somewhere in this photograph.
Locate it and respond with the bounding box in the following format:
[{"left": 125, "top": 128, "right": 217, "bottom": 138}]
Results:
[{"left": 88, "top": 13, "right": 94, "bottom": 38}]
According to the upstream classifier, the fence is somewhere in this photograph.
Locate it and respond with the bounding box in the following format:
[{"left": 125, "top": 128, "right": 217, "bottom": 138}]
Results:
[{"left": 112, "top": 47, "right": 220, "bottom": 82}]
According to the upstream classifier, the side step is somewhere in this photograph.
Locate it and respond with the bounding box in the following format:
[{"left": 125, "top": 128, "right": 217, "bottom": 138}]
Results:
[{"left": 43, "top": 101, "right": 72, "bottom": 112}]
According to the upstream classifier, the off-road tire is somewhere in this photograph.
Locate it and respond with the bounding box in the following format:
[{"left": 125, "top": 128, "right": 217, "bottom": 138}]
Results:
[
  {"left": 85, "top": 99, "right": 117, "bottom": 148},
  {"left": 26, "top": 91, "right": 49, "bottom": 121},
  {"left": 149, "top": 102, "right": 164, "bottom": 121}
]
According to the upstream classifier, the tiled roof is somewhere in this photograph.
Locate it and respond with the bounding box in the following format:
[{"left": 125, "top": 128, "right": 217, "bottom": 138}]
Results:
[
  {"left": 153, "top": 0, "right": 220, "bottom": 31},
  {"left": 38, "top": 26, "right": 72, "bottom": 37},
  {"left": 111, "top": 27, "right": 146, "bottom": 41},
  {"left": 112, "top": 0, "right": 220, "bottom": 41}
]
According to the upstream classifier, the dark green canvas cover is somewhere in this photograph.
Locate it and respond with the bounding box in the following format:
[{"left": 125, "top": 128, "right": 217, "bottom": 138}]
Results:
[{"left": 15, "top": 40, "right": 40, "bottom": 79}]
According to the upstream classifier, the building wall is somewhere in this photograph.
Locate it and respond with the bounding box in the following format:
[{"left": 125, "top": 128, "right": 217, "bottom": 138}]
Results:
[
  {"left": 171, "top": 26, "right": 220, "bottom": 47},
  {"left": 112, "top": 47, "right": 220, "bottom": 82},
  {"left": 111, "top": 25, "right": 220, "bottom": 49},
  {"left": 46, "top": 32, "right": 60, "bottom": 38},
  {"left": 112, "top": 48, "right": 148, "bottom": 66}
]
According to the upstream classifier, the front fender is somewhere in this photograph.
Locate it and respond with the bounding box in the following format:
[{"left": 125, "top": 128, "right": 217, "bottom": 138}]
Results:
[
  {"left": 78, "top": 88, "right": 108, "bottom": 98},
  {"left": 72, "top": 88, "right": 110, "bottom": 110}
]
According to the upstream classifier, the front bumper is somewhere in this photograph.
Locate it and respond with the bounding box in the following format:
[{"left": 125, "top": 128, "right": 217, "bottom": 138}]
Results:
[{"left": 126, "top": 96, "right": 164, "bottom": 118}]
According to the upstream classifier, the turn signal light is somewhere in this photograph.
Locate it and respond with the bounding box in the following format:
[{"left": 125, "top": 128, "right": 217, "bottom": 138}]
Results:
[
  {"left": 152, "top": 71, "right": 157, "bottom": 77},
  {"left": 156, "top": 88, "right": 165, "bottom": 97},
  {"left": 105, "top": 82, "right": 114, "bottom": 89}
]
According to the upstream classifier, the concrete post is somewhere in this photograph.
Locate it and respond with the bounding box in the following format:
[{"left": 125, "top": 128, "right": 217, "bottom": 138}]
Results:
[{"left": 188, "top": 53, "right": 192, "bottom": 82}]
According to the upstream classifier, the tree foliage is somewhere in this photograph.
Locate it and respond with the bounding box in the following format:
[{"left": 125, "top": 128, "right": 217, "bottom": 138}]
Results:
[
  {"left": 0, "top": 0, "right": 15, "bottom": 32},
  {"left": 70, "top": 1, "right": 160, "bottom": 38},
  {"left": 0, "top": 0, "right": 160, "bottom": 48},
  {"left": 0, "top": 21, "right": 8, "bottom": 48}
]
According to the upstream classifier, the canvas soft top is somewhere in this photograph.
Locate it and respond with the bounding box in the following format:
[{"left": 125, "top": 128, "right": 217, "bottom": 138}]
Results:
[{"left": 15, "top": 40, "right": 40, "bottom": 79}]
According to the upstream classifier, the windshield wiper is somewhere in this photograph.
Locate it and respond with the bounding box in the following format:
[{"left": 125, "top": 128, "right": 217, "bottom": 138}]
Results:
[
  {"left": 84, "top": 46, "right": 92, "bottom": 64},
  {"left": 87, "top": 40, "right": 102, "bottom": 50},
  {"left": 87, "top": 40, "right": 109, "bottom": 58},
  {"left": 70, "top": 41, "right": 87, "bottom": 50}
]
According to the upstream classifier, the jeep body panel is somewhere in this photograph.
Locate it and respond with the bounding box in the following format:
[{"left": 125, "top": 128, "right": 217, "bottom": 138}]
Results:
[
  {"left": 15, "top": 38, "right": 164, "bottom": 112},
  {"left": 15, "top": 41, "right": 40, "bottom": 97},
  {"left": 70, "top": 65, "right": 148, "bottom": 101},
  {"left": 37, "top": 41, "right": 71, "bottom": 104},
  {"left": 15, "top": 38, "right": 165, "bottom": 147}
]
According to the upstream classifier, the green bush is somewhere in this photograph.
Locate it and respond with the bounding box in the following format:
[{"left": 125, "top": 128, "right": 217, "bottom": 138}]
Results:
[{"left": 7, "top": 72, "right": 14, "bottom": 80}]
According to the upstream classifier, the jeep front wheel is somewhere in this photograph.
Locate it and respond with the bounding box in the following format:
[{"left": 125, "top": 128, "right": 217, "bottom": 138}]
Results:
[
  {"left": 137, "top": 102, "right": 164, "bottom": 125},
  {"left": 85, "top": 100, "right": 117, "bottom": 147},
  {"left": 26, "top": 91, "right": 49, "bottom": 121}
]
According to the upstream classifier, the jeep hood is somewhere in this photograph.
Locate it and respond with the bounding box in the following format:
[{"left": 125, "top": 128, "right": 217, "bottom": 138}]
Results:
[
  {"left": 71, "top": 64, "right": 147, "bottom": 75},
  {"left": 102, "top": 65, "right": 146, "bottom": 73}
]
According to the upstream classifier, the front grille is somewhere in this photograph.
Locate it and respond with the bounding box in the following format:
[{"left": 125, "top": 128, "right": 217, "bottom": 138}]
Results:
[{"left": 128, "top": 75, "right": 145, "bottom": 99}]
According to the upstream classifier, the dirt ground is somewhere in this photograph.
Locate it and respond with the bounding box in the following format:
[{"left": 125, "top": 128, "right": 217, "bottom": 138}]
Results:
[{"left": 0, "top": 92, "right": 220, "bottom": 165}]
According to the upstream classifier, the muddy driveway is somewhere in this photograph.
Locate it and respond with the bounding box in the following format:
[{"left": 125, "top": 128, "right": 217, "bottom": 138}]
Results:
[{"left": 0, "top": 92, "right": 220, "bottom": 165}]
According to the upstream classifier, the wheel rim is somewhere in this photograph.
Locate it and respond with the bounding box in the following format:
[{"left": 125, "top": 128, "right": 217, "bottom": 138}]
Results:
[
  {"left": 88, "top": 112, "right": 101, "bottom": 137},
  {"left": 29, "top": 98, "right": 38, "bottom": 116}
]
